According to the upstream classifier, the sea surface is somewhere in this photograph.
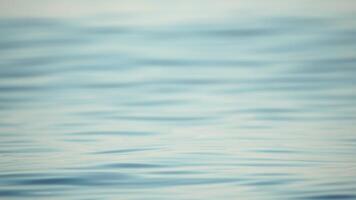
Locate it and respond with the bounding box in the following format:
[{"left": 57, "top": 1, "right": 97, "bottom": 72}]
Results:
[{"left": 1, "top": 0, "right": 356, "bottom": 199}]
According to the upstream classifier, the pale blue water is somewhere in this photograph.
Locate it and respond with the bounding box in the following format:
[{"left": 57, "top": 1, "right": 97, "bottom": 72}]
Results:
[{"left": 1, "top": 1, "right": 356, "bottom": 199}]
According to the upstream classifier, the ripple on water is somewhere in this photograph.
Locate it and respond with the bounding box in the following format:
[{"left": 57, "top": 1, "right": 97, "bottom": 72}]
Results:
[{"left": 1, "top": 1, "right": 356, "bottom": 200}]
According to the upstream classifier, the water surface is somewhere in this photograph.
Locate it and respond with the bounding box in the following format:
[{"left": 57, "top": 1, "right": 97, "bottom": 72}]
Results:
[{"left": 1, "top": 0, "right": 356, "bottom": 199}]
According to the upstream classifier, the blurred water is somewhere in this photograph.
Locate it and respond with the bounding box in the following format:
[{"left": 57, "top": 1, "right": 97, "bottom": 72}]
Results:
[{"left": 1, "top": 0, "right": 356, "bottom": 199}]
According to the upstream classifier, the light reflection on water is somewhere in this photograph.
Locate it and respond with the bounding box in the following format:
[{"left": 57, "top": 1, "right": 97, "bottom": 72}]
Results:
[{"left": 1, "top": 1, "right": 356, "bottom": 199}]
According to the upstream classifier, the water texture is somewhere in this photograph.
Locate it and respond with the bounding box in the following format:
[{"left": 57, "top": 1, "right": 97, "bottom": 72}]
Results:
[{"left": 0, "top": 0, "right": 356, "bottom": 199}]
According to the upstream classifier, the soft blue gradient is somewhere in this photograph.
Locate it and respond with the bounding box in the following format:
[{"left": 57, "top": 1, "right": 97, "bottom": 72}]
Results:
[{"left": 0, "top": 1, "right": 356, "bottom": 199}]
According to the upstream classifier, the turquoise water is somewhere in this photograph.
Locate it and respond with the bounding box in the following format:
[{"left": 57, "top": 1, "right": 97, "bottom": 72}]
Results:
[{"left": 1, "top": 1, "right": 356, "bottom": 199}]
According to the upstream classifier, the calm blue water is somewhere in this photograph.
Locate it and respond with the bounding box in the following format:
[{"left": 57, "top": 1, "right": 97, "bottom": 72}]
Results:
[{"left": 1, "top": 1, "right": 356, "bottom": 199}]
